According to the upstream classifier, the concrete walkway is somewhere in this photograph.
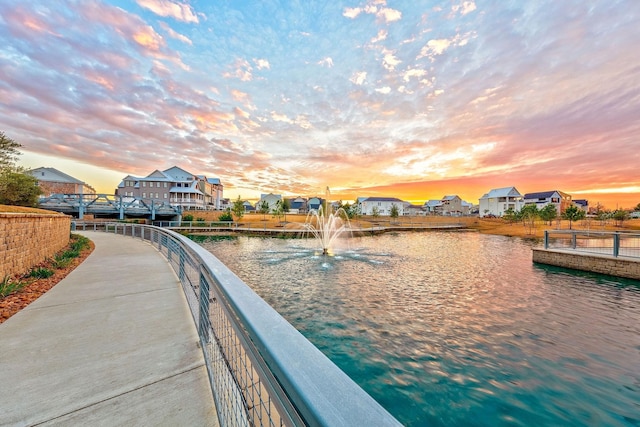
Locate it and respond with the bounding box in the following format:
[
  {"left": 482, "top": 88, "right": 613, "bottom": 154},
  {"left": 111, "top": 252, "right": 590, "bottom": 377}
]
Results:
[{"left": 0, "top": 231, "right": 219, "bottom": 426}]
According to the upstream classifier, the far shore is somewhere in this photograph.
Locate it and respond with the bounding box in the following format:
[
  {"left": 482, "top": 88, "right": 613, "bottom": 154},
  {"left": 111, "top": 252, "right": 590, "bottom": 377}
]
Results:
[
  {"left": 182, "top": 210, "right": 640, "bottom": 240},
  {"left": 2, "top": 204, "right": 639, "bottom": 240}
]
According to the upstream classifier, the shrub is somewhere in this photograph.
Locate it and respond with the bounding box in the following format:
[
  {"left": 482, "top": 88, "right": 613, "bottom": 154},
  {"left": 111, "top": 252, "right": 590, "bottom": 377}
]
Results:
[
  {"left": 70, "top": 235, "right": 90, "bottom": 252},
  {"left": 0, "top": 276, "right": 26, "bottom": 298},
  {"left": 28, "top": 267, "right": 54, "bottom": 279},
  {"left": 218, "top": 211, "right": 233, "bottom": 222},
  {"left": 182, "top": 214, "right": 194, "bottom": 222}
]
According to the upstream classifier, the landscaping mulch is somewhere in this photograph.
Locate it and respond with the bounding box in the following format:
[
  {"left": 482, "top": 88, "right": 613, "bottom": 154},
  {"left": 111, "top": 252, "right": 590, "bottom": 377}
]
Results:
[{"left": 0, "top": 240, "right": 95, "bottom": 324}]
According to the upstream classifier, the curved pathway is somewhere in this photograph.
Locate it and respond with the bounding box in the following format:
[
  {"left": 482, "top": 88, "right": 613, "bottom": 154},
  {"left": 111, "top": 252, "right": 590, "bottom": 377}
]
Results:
[{"left": 0, "top": 231, "right": 218, "bottom": 426}]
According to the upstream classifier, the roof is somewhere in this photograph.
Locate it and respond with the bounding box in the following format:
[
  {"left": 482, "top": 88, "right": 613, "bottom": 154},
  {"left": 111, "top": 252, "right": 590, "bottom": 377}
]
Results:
[
  {"left": 363, "top": 197, "right": 404, "bottom": 202},
  {"left": 442, "top": 195, "right": 460, "bottom": 201},
  {"left": 480, "top": 186, "right": 522, "bottom": 199},
  {"left": 523, "top": 190, "right": 570, "bottom": 199},
  {"left": 28, "top": 167, "right": 85, "bottom": 184}
]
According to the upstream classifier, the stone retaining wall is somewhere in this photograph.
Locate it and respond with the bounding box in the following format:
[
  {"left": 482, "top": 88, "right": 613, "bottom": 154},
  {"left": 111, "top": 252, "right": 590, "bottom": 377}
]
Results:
[
  {"left": 0, "top": 213, "right": 71, "bottom": 278},
  {"left": 532, "top": 248, "right": 640, "bottom": 280}
]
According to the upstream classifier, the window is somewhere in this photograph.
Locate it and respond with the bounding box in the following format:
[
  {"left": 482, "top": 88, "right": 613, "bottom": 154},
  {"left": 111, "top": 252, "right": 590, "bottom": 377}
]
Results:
[
  {"left": 164, "top": 182, "right": 167, "bottom": 188},
  {"left": 142, "top": 182, "right": 146, "bottom": 187},
  {"left": 155, "top": 193, "right": 159, "bottom": 198},
  {"left": 142, "top": 192, "right": 146, "bottom": 198},
  {"left": 164, "top": 193, "right": 168, "bottom": 199}
]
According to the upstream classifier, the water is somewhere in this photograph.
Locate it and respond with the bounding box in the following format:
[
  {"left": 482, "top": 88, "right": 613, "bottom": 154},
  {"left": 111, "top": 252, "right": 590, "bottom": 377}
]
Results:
[{"left": 195, "top": 231, "right": 640, "bottom": 426}]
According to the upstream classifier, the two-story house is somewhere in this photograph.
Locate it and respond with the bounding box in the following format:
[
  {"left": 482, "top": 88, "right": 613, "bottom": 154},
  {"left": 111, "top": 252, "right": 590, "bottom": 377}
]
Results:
[
  {"left": 116, "top": 166, "right": 223, "bottom": 210},
  {"left": 479, "top": 187, "right": 524, "bottom": 217},
  {"left": 359, "top": 197, "right": 405, "bottom": 216},
  {"left": 523, "top": 190, "right": 572, "bottom": 214}
]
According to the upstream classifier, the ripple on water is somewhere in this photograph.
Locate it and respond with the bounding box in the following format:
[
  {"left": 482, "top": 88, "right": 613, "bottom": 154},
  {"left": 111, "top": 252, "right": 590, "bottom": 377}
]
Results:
[{"left": 199, "top": 233, "right": 640, "bottom": 427}]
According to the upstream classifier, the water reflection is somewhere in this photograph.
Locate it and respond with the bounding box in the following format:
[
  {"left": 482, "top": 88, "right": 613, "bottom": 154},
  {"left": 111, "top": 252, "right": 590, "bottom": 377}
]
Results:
[{"left": 196, "top": 232, "right": 640, "bottom": 427}]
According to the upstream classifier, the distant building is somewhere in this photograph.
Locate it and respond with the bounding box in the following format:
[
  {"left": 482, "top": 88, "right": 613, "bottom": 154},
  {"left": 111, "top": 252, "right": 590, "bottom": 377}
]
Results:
[
  {"left": 423, "top": 195, "right": 471, "bottom": 216},
  {"left": 402, "top": 202, "right": 426, "bottom": 216},
  {"left": 359, "top": 197, "right": 405, "bottom": 216},
  {"left": 27, "top": 167, "right": 96, "bottom": 197},
  {"left": 573, "top": 199, "right": 589, "bottom": 212},
  {"left": 423, "top": 199, "right": 442, "bottom": 215},
  {"left": 116, "top": 166, "right": 223, "bottom": 210},
  {"left": 523, "top": 190, "right": 572, "bottom": 214},
  {"left": 288, "top": 197, "right": 307, "bottom": 214},
  {"left": 257, "top": 193, "right": 282, "bottom": 211},
  {"left": 479, "top": 187, "right": 524, "bottom": 217}
]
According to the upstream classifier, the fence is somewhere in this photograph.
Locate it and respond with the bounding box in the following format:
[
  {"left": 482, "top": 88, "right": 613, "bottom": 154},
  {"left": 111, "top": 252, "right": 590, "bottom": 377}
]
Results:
[
  {"left": 543, "top": 230, "right": 640, "bottom": 259},
  {"left": 73, "top": 222, "right": 400, "bottom": 427}
]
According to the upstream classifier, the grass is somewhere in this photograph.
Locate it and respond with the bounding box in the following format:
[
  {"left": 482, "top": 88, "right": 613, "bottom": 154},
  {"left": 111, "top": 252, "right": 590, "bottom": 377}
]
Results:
[
  {"left": 0, "top": 276, "right": 27, "bottom": 298},
  {"left": 28, "top": 267, "right": 54, "bottom": 279},
  {"left": 1, "top": 233, "right": 92, "bottom": 299}
]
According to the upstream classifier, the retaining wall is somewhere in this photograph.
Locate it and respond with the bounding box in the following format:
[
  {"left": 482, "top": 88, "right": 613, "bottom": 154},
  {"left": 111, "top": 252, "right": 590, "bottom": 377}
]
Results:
[
  {"left": 0, "top": 213, "right": 71, "bottom": 278},
  {"left": 532, "top": 248, "right": 640, "bottom": 280}
]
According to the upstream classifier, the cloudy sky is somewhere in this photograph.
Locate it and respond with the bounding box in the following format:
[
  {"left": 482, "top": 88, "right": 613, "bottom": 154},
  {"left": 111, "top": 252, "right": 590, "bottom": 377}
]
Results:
[{"left": 1, "top": 0, "right": 639, "bottom": 208}]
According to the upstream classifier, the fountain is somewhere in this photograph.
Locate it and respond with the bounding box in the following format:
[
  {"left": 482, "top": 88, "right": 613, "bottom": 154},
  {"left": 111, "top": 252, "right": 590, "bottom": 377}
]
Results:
[{"left": 302, "top": 187, "right": 351, "bottom": 255}]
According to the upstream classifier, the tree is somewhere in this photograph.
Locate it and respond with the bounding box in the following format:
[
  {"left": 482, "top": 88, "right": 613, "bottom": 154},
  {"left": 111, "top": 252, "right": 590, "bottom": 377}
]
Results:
[
  {"left": 0, "top": 171, "right": 41, "bottom": 206},
  {"left": 539, "top": 204, "right": 558, "bottom": 225},
  {"left": 371, "top": 206, "right": 380, "bottom": 219},
  {"left": 390, "top": 203, "right": 399, "bottom": 222},
  {"left": 231, "top": 196, "right": 245, "bottom": 222},
  {"left": 612, "top": 209, "right": 628, "bottom": 227},
  {"left": 272, "top": 199, "right": 284, "bottom": 223},
  {"left": 503, "top": 207, "right": 517, "bottom": 224},
  {"left": 519, "top": 204, "right": 539, "bottom": 235},
  {"left": 562, "top": 205, "right": 585, "bottom": 230},
  {"left": 258, "top": 200, "right": 270, "bottom": 220},
  {"left": 281, "top": 198, "right": 290, "bottom": 222},
  {"left": 0, "top": 131, "right": 41, "bottom": 207},
  {"left": 635, "top": 202, "right": 640, "bottom": 212},
  {"left": 0, "top": 131, "right": 21, "bottom": 172}
]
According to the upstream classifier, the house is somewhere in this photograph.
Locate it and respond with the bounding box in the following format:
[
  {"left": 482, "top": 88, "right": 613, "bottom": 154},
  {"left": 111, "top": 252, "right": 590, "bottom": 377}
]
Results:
[
  {"left": 440, "top": 195, "right": 465, "bottom": 216},
  {"left": 307, "top": 197, "right": 325, "bottom": 211},
  {"left": 27, "top": 167, "right": 96, "bottom": 197},
  {"left": 257, "top": 193, "right": 282, "bottom": 211},
  {"left": 523, "top": 190, "right": 572, "bottom": 214},
  {"left": 116, "top": 166, "right": 223, "bottom": 210},
  {"left": 423, "top": 195, "right": 471, "bottom": 216},
  {"left": 478, "top": 187, "right": 524, "bottom": 217},
  {"left": 359, "top": 197, "right": 405, "bottom": 216},
  {"left": 573, "top": 199, "right": 589, "bottom": 213},
  {"left": 403, "top": 202, "right": 426, "bottom": 216},
  {"left": 288, "top": 197, "right": 307, "bottom": 214},
  {"left": 242, "top": 201, "right": 255, "bottom": 213},
  {"left": 423, "top": 199, "right": 443, "bottom": 215}
]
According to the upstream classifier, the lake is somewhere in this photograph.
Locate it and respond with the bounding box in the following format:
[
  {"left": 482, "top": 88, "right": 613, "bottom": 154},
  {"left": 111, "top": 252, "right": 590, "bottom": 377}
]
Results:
[{"left": 195, "top": 231, "right": 640, "bottom": 426}]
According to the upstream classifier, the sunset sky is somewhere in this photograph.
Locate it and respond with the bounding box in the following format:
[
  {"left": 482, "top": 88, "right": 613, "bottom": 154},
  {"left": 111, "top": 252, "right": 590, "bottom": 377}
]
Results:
[{"left": 1, "top": 0, "right": 639, "bottom": 209}]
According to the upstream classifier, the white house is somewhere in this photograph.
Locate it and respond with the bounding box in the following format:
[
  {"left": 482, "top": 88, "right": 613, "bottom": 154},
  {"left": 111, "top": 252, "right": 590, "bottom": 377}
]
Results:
[
  {"left": 523, "top": 190, "right": 572, "bottom": 214},
  {"left": 257, "top": 193, "right": 282, "bottom": 211},
  {"left": 116, "top": 166, "right": 223, "bottom": 210},
  {"left": 478, "top": 187, "right": 524, "bottom": 217},
  {"left": 359, "top": 197, "right": 405, "bottom": 216}
]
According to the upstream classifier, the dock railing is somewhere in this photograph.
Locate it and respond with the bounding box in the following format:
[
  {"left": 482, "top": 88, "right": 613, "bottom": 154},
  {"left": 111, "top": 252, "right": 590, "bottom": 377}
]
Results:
[
  {"left": 543, "top": 230, "right": 640, "bottom": 259},
  {"left": 74, "top": 222, "right": 400, "bottom": 427}
]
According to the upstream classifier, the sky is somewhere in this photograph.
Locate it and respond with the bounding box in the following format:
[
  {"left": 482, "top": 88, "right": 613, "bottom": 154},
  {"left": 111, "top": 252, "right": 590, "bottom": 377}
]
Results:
[{"left": 1, "top": 0, "right": 639, "bottom": 209}]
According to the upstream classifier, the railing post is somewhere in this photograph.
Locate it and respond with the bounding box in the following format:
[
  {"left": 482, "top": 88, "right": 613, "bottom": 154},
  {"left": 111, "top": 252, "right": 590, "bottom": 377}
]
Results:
[
  {"left": 544, "top": 230, "right": 549, "bottom": 249},
  {"left": 572, "top": 232, "right": 577, "bottom": 249},
  {"left": 613, "top": 233, "right": 620, "bottom": 257}
]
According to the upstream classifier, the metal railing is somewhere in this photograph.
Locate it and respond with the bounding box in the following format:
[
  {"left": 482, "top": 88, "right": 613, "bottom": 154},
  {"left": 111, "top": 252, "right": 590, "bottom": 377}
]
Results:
[
  {"left": 75, "top": 222, "right": 400, "bottom": 427},
  {"left": 543, "top": 230, "right": 640, "bottom": 259}
]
